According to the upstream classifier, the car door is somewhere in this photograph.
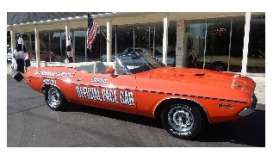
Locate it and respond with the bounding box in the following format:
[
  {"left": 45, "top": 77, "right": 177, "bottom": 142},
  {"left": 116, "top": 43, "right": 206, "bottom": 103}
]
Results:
[
  {"left": 71, "top": 69, "right": 138, "bottom": 114},
  {"left": 107, "top": 74, "right": 137, "bottom": 111},
  {"left": 90, "top": 72, "right": 138, "bottom": 114}
]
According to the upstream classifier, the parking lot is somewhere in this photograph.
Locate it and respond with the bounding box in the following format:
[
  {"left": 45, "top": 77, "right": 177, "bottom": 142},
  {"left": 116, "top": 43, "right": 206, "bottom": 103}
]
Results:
[{"left": 7, "top": 75, "right": 265, "bottom": 147}]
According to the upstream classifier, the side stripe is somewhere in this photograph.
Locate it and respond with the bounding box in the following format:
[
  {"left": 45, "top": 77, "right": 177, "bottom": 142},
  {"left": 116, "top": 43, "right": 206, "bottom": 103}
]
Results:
[{"left": 71, "top": 81, "right": 247, "bottom": 104}]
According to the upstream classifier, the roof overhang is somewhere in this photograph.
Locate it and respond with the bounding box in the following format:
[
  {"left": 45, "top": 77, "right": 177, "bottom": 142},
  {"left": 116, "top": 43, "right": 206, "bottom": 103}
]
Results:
[{"left": 7, "top": 12, "right": 264, "bottom": 33}]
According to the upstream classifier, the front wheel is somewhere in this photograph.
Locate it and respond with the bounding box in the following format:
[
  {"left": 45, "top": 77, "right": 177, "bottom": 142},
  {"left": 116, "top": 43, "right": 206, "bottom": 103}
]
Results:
[
  {"left": 160, "top": 102, "right": 204, "bottom": 139},
  {"left": 45, "top": 86, "right": 66, "bottom": 111}
]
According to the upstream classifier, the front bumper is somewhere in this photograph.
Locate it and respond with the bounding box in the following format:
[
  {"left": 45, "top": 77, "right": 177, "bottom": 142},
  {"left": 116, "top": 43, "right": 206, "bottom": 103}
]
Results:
[{"left": 238, "top": 95, "right": 257, "bottom": 117}]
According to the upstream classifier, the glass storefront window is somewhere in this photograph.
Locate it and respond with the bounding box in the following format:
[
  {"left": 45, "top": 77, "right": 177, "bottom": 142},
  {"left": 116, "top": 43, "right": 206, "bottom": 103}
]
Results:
[
  {"left": 151, "top": 22, "right": 163, "bottom": 63},
  {"left": 111, "top": 22, "right": 164, "bottom": 63},
  {"left": 247, "top": 14, "right": 265, "bottom": 73},
  {"left": 108, "top": 22, "right": 165, "bottom": 64},
  {"left": 39, "top": 32, "right": 58, "bottom": 62},
  {"left": 73, "top": 30, "right": 86, "bottom": 62},
  {"left": 21, "top": 33, "right": 35, "bottom": 52},
  {"left": 205, "top": 18, "right": 231, "bottom": 70},
  {"left": 51, "top": 32, "right": 60, "bottom": 55},
  {"left": 228, "top": 17, "right": 245, "bottom": 72},
  {"left": 40, "top": 32, "right": 50, "bottom": 52},
  {"left": 60, "top": 31, "right": 66, "bottom": 57},
  {"left": 134, "top": 23, "right": 151, "bottom": 50},
  {"left": 7, "top": 32, "right": 11, "bottom": 59},
  {"left": 185, "top": 17, "right": 245, "bottom": 72},
  {"left": 7, "top": 31, "right": 10, "bottom": 47},
  {"left": 116, "top": 24, "right": 134, "bottom": 53},
  {"left": 185, "top": 20, "right": 206, "bottom": 68},
  {"left": 21, "top": 32, "right": 35, "bottom": 61},
  {"left": 51, "top": 31, "right": 62, "bottom": 62},
  {"left": 168, "top": 21, "right": 177, "bottom": 66}
]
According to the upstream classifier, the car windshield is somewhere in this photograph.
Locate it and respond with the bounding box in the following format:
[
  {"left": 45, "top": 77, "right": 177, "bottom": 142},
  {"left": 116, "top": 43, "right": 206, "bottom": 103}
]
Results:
[{"left": 116, "top": 49, "right": 164, "bottom": 74}]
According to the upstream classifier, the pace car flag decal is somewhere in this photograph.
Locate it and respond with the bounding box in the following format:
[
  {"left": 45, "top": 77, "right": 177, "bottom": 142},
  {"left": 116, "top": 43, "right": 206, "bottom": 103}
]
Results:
[{"left": 86, "top": 14, "right": 99, "bottom": 49}]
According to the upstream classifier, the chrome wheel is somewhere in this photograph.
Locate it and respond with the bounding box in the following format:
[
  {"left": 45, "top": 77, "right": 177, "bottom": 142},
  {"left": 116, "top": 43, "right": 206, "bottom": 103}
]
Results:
[
  {"left": 47, "top": 87, "right": 61, "bottom": 109},
  {"left": 167, "top": 104, "right": 195, "bottom": 133}
]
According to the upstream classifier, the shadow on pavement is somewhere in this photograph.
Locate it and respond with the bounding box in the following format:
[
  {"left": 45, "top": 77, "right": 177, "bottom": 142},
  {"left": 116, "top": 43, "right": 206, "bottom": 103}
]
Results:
[
  {"left": 64, "top": 104, "right": 161, "bottom": 128},
  {"left": 197, "top": 109, "right": 265, "bottom": 147},
  {"left": 63, "top": 104, "right": 265, "bottom": 147}
]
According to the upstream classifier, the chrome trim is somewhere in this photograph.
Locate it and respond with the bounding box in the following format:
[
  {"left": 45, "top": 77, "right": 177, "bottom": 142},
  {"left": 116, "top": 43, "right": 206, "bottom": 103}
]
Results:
[
  {"left": 238, "top": 108, "right": 255, "bottom": 117},
  {"left": 238, "top": 95, "right": 257, "bottom": 117},
  {"left": 47, "top": 87, "right": 61, "bottom": 109},
  {"left": 167, "top": 104, "right": 194, "bottom": 133}
]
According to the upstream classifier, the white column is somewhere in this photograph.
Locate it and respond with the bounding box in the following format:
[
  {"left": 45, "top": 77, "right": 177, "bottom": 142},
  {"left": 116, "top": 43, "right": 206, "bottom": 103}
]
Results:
[
  {"left": 34, "top": 27, "right": 40, "bottom": 67},
  {"left": 65, "top": 25, "right": 70, "bottom": 46},
  {"left": 175, "top": 20, "right": 186, "bottom": 67},
  {"left": 162, "top": 16, "right": 169, "bottom": 65},
  {"left": 241, "top": 12, "right": 252, "bottom": 75},
  {"left": 10, "top": 30, "right": 16, "bottom": 54},
  {"left": 106, "top": 20, "right": 112, "bottom": 62}
]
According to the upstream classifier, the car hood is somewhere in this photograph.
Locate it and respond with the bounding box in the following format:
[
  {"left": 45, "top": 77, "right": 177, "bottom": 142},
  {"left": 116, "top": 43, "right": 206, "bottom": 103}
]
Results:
[
  {"left": 136, "top": 67, "right": 235, "bottom": 82},
  {"left": 135, "top": 67, "right": 255, "bottom": 101}
]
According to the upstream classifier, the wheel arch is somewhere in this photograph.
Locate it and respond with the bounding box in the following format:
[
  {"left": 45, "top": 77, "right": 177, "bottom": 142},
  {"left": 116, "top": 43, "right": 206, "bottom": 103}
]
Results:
[
  {"left": 42, "top": 81, "right": 73, "bottom": 105},
  {"left": 41, "top": 83, "right": 62, "bottom": 95},
  {"left": 153, "top": 97, "right": 210, "bottom": 124}
]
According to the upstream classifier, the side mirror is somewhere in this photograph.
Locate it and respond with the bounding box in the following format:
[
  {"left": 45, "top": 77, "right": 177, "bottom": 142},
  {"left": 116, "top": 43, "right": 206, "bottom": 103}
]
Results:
[{"left": 105, "top": 67, "right": 116, "bottom": 76}]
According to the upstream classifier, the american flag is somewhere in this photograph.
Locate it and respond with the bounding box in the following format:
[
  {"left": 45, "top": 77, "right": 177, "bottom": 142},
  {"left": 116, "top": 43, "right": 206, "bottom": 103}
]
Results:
[{"left": 86, "top": 14, "right": 99, "bottom": 49}]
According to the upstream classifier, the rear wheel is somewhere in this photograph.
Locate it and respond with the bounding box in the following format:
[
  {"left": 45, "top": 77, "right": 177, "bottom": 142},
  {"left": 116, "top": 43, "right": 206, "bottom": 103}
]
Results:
[
  {"left": 160, "top": 102, "right": 204, "bottom": 139},
  {"left": 45, "top": 86, "right": 66, "bottom": 111}
]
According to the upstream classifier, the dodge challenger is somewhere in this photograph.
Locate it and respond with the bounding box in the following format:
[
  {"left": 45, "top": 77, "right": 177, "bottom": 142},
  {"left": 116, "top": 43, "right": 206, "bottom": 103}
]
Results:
[{"left": 23, "top": 49, "right": 257, "bottom": 139}]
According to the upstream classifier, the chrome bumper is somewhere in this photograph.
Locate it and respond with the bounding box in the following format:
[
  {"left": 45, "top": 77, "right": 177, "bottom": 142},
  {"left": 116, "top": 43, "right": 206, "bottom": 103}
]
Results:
[
  {"left": 238, "top": 95, "right": 257, "bottom": 117},
  {"left": 238, "top": 107, "right": 255, "bottom": 117}
]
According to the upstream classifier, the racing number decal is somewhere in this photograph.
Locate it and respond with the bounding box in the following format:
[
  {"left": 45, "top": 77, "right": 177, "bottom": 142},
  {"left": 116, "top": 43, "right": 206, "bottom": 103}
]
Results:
[
  {"left": 43, "top": 79, "right": 56, "bottom": 86},
  {"left": 75, "top": 86, "right": 135, "bottom": 106}
]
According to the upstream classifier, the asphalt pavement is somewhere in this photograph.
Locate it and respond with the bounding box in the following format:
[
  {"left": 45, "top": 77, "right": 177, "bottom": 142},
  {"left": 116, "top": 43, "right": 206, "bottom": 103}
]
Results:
[{"left": 7, "top": 75, "right": 265, "bottom": 147}]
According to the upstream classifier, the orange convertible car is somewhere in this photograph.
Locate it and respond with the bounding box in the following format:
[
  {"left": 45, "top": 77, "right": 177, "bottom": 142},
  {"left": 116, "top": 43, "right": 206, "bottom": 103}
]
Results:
[{"left": 24, "top": 50, "right": 257, "bottom": 139}]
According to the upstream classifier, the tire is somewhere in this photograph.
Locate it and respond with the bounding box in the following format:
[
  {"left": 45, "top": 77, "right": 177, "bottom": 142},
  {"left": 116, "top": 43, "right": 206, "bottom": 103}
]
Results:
[
  {"left": 45, "top": 86, "right": 66, "bottom": 111},
  {"left": 160, "top": 102, "right": 204, "bottom": 139}
]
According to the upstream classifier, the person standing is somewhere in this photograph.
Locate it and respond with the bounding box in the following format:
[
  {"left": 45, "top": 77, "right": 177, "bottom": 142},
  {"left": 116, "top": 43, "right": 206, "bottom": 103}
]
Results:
[
  {"left": 13, "top": 34, "right": 26, "bottom": 73},
  {"left": 10, "top": 34, "right": 26, "bottom": 82},
  {"left": 66, "top": 36, "right": 73, "bottom": 63}
]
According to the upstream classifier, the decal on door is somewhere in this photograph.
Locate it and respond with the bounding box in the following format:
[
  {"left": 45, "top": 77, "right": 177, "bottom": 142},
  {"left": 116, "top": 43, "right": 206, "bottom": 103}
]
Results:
[
  {"left": 35, "top": 71, "right": 73, "bottom": 78},
  {"left": 91, "top": 77, "right": 108, "bottom": 85},
  {"left": 43, "top": 79, "right": 56, "bottom": 86},
  {"left": 75, "top": 86, "right": 135, "bottom": 106}
]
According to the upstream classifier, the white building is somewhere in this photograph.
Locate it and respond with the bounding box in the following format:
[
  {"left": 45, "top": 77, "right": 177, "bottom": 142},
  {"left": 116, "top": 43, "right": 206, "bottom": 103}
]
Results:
[{"left": 7, "top": 12, "right": 265, "bottom": 76}]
